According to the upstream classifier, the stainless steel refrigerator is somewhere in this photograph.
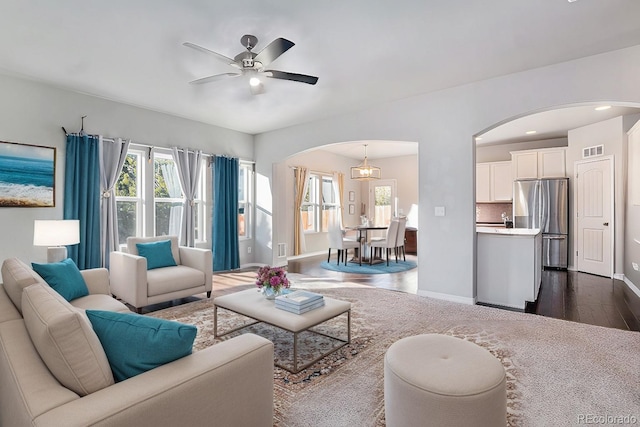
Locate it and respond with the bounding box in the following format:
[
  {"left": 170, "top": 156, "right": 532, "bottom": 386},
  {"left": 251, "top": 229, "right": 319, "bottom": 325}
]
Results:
[{"left": 513, "top": 178, "right": 569, "bottom": 269}]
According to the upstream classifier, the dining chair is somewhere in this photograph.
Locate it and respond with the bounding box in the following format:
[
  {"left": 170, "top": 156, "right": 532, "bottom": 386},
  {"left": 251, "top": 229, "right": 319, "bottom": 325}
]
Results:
[
  {"left": 328, "top": 223, "right": 361, "bottom": 266},
  {"left": 369, "top": 219, "right": 399, "bottom": 266},
  {"left": 394, "top": 217, "right": 408, "bottom": 262}
]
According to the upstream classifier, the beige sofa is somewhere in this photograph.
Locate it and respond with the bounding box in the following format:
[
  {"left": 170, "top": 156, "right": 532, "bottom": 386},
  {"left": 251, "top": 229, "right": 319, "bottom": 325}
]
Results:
[
  {"left": 0, "top": 258, "right": 274, "bottom": 427},
  {"left": 110, "top": 236, "right": 213, "bottom": 313}
]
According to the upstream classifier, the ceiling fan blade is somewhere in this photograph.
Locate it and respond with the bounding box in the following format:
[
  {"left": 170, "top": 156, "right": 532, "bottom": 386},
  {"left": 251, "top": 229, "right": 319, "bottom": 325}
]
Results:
[
  {"left": 183, "top": 42, "right": 240, "bottom": 68},
  {"left": 265, "top": 70, "right": 318, "bottom": 85},
  {"left": 189, "top": 73, "right": 242, "bottom": 85},
  {"left": 254, "top": 38, "right": 294, "bottom": 66}
]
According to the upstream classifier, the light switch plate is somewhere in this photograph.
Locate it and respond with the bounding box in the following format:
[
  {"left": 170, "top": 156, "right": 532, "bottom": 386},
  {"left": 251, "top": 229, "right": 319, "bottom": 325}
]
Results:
[{"left": 435, "top": 206, "right": 445, "bottom": 217}]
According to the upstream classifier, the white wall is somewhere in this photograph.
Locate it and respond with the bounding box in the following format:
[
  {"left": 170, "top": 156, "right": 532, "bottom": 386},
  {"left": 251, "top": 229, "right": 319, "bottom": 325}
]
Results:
[
  {"left": 255, "top": 44, "right": 640, "bottom": 303},
  {"left": 0, "top": 73, "right": 253, "bottom": 265},
  {"left": 625, "top": 115, "right": 640, "bottom": 291},
  {"left": 476, "top": 138, "right": 568, "bottom": 163}
]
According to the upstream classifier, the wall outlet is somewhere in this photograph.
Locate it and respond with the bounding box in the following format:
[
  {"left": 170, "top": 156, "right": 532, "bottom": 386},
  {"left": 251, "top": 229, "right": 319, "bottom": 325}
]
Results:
[
  {"left": 434, "top": 206, "right": 445, "bottom": 217},
  {"left": 633, "top": 262, "right": 639, "bottom": 271},
  {"left": 247, "top": 246, "right": 252, "bottom": 254}
]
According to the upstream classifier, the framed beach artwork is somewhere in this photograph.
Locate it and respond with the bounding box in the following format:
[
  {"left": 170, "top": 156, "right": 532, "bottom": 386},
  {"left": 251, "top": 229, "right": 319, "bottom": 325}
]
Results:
[{"left": 0, "top": 141, "right": 55, "bottom": 207}]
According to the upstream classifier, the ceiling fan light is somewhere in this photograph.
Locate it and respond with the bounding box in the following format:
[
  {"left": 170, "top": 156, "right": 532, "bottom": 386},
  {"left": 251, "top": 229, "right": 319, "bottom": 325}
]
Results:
[{"left": 249, "top": 77, "right": 261, "bottom": 87}]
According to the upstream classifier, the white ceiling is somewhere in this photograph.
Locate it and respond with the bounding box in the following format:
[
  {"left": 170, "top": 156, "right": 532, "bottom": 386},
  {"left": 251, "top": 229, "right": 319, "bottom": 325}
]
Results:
[
  {"left": 317, "top": 141, "right": 418, "bottom": 161},
  {"left": 0, "top": 0, "right": 639, "bottom": 138}
]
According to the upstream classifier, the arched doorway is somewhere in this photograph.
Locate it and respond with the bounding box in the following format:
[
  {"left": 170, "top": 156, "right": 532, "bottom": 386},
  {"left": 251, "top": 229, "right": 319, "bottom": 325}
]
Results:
[{"left": 474, "top": 102, "right": 640, "bottom": 305}]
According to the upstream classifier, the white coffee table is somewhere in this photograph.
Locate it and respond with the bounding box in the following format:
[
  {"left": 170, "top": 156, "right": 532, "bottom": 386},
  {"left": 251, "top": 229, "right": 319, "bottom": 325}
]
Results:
[{"left": 213, "top": 289, "right": 351, "bottom": 373}]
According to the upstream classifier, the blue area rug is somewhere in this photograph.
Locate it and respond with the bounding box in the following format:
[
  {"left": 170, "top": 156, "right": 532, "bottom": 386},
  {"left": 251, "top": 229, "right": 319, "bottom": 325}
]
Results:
[{"left": 320, "top": 260, "right": 417, "bottom": 274}]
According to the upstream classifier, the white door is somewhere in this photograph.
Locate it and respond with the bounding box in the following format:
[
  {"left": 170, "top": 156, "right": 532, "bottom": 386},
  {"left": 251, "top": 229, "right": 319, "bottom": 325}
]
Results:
[
  {"left": 368, "top": 179, "right": 397, "bottom": 227},
  {"left": 576, "top": 158, "right": 613, "bottom": 277}
]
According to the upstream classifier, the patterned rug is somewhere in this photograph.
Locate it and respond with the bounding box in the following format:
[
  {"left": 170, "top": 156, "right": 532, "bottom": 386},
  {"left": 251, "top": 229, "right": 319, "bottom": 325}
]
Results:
[
  {"left": 320, "top": 259, "right": 417, "bottom": 274},
  {"left": 149, "top": 276, "right": 640, "bottom": 427}
]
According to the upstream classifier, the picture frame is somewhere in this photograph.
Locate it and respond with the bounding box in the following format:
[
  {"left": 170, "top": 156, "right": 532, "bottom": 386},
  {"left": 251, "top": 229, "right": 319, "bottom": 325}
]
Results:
[
  {"left": 348, "top": 191, "right": 356, "bottom": 202},
  {"left": 0, "top": 141, "right": 56, "bottom": 207},
  {"left": 349, "top": 204, "right": 355, "bottom": 215}
]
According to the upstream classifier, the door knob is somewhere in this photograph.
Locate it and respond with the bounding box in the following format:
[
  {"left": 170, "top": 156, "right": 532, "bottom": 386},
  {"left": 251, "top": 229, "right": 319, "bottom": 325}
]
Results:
[{"left": 603, "top": 222, "right": 609, "bottom": 226}]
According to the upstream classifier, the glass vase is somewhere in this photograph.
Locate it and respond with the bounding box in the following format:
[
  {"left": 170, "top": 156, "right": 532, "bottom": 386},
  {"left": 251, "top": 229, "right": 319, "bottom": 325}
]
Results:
[{"left": 263, "top": 287, "right": 281, "bottom": 300}]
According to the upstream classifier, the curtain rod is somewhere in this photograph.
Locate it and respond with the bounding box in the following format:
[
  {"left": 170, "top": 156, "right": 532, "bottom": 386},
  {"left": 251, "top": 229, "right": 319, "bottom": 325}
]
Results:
[
  {"left": 61, "top": 127, "right": 255, "bottom": 163},
  {"left": 291, "top": 166, "right": 341, "bottom": 175}
]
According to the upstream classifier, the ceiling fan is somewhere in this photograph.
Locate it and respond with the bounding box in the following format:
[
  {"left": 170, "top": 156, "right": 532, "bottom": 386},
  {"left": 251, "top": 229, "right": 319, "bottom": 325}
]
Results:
[{"left": 183, "top": 34, "right": 318, "bottom": 95}]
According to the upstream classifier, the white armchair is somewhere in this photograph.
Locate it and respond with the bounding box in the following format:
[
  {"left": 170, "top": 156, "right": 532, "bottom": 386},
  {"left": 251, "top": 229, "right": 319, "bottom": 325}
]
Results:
[{"left": 109, "top": 236, "right": 212, "bottom": 313}]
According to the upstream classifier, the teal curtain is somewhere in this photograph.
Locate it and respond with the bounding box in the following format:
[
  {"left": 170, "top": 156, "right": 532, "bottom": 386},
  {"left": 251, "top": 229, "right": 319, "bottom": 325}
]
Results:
[
  {"left": 212, "top": 156, "right": 240, "bottom": 271},
  {"left": 64, "top": 134, "right": 101, "bottom": 269}
]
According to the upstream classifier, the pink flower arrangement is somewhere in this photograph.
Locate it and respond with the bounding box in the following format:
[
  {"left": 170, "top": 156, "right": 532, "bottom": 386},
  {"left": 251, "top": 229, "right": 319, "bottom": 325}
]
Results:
[{"left": 256, "top": 265, "right": 290, "bottom": 293}]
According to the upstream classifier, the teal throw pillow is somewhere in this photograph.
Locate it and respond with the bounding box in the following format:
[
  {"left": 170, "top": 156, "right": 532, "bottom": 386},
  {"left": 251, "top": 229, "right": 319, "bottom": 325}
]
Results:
[
  {"left": 31, "top": 258, "right": 89, "bottom": 302},
  {"left": 85, "top": 310, "right": 197, "bottom": 382},
  {"left": 136, "top": 240, "right": 177, "bottom": 270}
]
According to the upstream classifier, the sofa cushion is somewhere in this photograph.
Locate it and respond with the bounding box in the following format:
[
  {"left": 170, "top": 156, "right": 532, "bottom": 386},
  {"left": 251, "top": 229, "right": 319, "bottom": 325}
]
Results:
[
  {"left": 71, "top": 294, "right": 132, "bottom": 313},
  {"left": 1, "top": 257, "right": 46, "bottom": 314},
  {"left": 21, "top": 283, "right": 114, "bottom": 396},
  {"left": 127, "top": 235, "right": 181, "bottom": 264},
  {"left": 31, "top": 258, "right": 89, "bottom": 302},
  {"left": 147, "top": 265, "right": 205, "bottom": 297},
  {"left": 86, "top": 310, "right": 197, "bottom": 382},
  {"left": 136, "top": 240, "right": 177, "bottom": 270}
]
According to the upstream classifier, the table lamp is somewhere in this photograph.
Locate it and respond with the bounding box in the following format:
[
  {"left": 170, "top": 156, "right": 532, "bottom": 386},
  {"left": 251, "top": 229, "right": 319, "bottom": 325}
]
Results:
[{"left": 33, "top": 220, "right": 80, "bottom": 263}]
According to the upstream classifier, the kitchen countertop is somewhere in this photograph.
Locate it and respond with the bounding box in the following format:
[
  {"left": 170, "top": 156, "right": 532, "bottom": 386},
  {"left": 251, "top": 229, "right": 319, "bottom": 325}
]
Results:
[
  {"left": 476, "top": 222, "right": 506, "bottom": 228},
  {"left": 476, "top": 227, "right": 541, "bottom": 236}
]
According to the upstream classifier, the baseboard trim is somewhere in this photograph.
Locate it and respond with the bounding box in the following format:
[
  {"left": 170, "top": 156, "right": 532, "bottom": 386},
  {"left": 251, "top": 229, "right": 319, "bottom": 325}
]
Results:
[
  {"left": 287, "top": 251, "right": 326, "bottom": 261},
  {"left": 613, "top": 273, "right": 625, "bottom": 281},
  {"left": 239, "top": 262, "right": 266, "bottom": 269},
  {"left": 418, "top": 290, "right": 476, "bottom": 305},
  {"left": 623, "top": 276, "right": 640, "bottom": 298}
]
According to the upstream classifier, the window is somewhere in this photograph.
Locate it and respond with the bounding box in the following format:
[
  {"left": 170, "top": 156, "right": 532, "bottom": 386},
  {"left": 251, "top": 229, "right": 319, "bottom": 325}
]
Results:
[
  {"left": 115, "top": 146, "right": 235, "bottom": 246},
  {"left": 153, "top": 152, "right": 183, "bottom": 237},
  {"left": 238, "top": 162, "right": 253, "bottom": 239},
  {"left": 115, "top": 150, "right": 143, "bottom": 243},
  {"left": 321, "top": 176, "right": 338, "bottom": 231},
  {"left": 301, "top": 173, "right": 336, "bottom": 233}
]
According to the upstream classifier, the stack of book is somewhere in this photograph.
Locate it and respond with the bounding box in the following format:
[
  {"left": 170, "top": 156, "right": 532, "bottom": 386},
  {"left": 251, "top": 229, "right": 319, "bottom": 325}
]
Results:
[{"left": 275, "top": 290, "right": 324, "bottom": 314}]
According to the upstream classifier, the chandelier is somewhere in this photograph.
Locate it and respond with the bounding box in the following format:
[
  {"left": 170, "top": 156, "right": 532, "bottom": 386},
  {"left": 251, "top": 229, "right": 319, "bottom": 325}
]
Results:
[{"left": 350, "top": 144, "right": 381, "bottom": 180}]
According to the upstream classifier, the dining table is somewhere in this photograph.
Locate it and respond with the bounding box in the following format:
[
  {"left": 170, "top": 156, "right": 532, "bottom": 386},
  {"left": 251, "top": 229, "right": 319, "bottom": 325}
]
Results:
[{"left": 345, "top": 225, "right": 388, "bottom": 264}]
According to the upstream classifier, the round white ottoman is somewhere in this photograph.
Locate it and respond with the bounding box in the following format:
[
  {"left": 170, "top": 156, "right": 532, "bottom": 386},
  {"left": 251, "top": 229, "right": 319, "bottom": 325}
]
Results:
[{"left": 384, "top": 334, "right": 506, "bottom": 427}]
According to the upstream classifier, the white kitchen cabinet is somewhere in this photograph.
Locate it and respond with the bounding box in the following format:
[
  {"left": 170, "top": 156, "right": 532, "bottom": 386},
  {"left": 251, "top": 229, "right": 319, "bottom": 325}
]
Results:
[
  {"left": 491, "top": 161, "right": 513, "bottom": 201},
  {"left": 476, "top": 163, "right": 491, "bottom": 202},
  {"left": 477, "top": 227, "right": 543, "bottom": 310},
  {"left": 476, "top": 161, "right": 512, "bottom": 202},
  {"left": 511, "top": 148, "right": 566, "bottom": 179},
  {"left": 512, "top": 151, "right": 538, "bottom": 179}
]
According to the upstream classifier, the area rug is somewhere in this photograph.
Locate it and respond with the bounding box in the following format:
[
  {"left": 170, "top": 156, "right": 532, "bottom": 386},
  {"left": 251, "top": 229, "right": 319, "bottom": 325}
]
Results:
[
  {"left": 320, "top": 259, "right": 416, "bottom": 274},
  {"left": 149, "top": 277, "right": 640, "bottom": 427}
]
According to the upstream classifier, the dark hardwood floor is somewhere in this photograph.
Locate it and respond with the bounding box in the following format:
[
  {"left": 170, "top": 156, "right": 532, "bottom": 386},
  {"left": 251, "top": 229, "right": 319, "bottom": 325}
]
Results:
[
  {"left": 288, "top": 254, "right": 640, "bottom": 332},
  {"left": 530, "top": 270, "right": 640, "bottom": 331},
  {"left": 143, "top": 253, "right": 639, "bottom": 332}
]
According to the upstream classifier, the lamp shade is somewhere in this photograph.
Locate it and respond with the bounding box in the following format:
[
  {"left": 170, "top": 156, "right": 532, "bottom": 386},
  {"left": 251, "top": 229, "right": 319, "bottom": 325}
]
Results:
[{"left": 33, "top": 220, "right": 80, "bottom": 246}]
